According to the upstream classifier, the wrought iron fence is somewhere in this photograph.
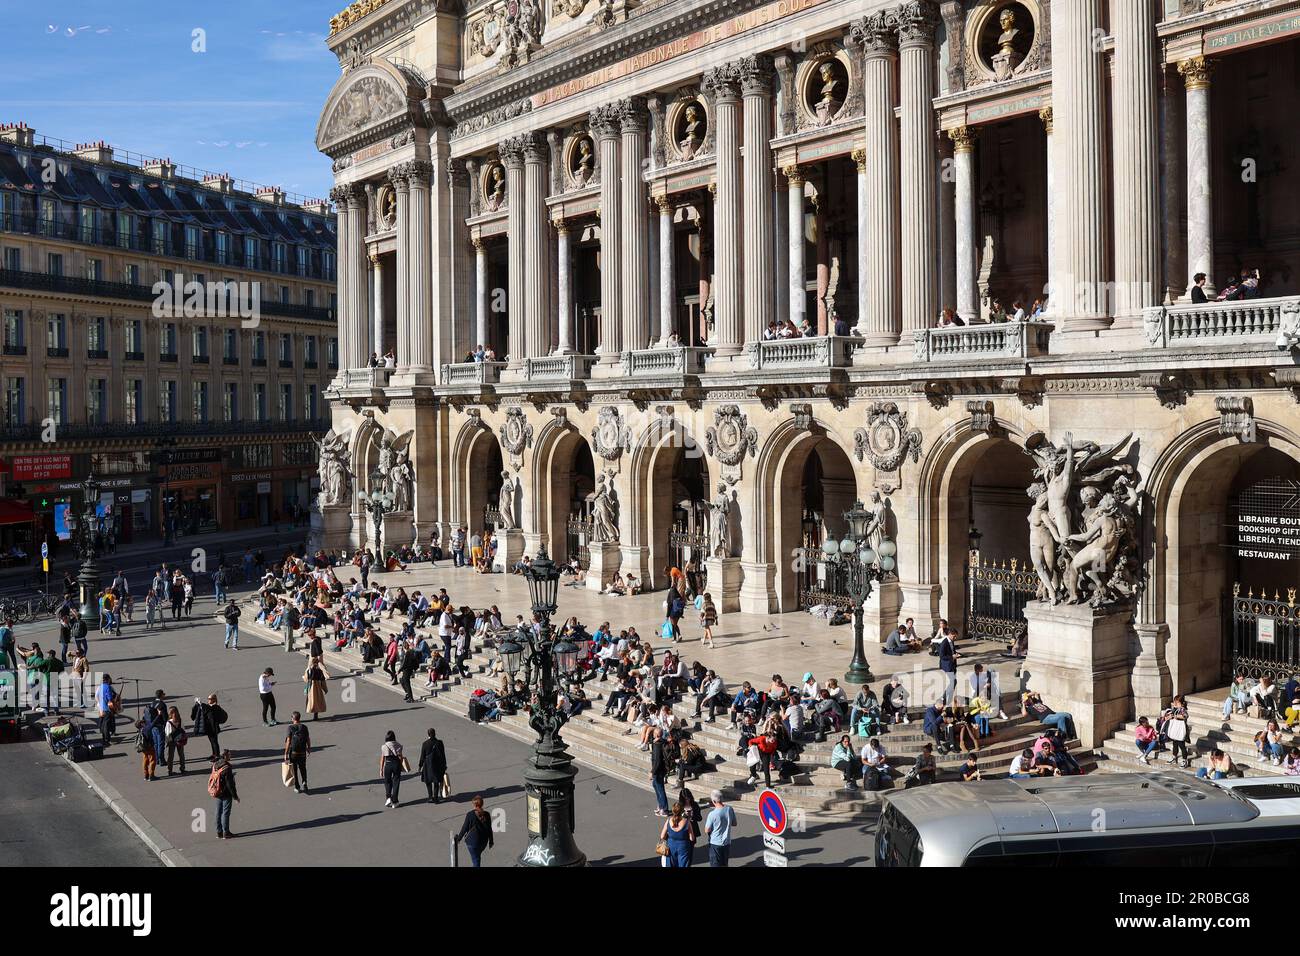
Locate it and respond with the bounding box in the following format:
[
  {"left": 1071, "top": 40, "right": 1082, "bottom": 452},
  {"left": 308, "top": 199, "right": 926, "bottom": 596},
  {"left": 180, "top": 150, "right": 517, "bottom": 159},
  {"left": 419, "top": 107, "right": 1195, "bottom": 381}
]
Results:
[
  {"left": 965, "top": 552, "right": 1037, "bottom": 644},
  {"left": 1227, "top": 584, "right": 1300, "bottom": 683}
]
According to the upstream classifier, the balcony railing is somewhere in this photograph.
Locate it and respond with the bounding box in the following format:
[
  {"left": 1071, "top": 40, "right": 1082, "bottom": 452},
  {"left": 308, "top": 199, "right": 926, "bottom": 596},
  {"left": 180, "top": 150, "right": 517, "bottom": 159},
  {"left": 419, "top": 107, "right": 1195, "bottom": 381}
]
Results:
[
  {"left": 623, "top": 345, "right": 712, "bottom": 376},
  {"left": 744, "top": 335, "right": 863, "bottom": 370},
  {"left": 912, "top": 321, "right": 1054, "bottom": 362},
  {"left": 441, "top": 361, "right": 506, "bottom": 386},
  {"left": 524, "top": 354, "right": 596, "bottom": 382},
  {"left": 1143, "top": 296, "right": 1299, "bottom": 349},
  {"left": 0, "top": 417, "right": 330, "bottom": 442},
  {"left": 0, "top": 269, "right": 336, "bottom": 322}
]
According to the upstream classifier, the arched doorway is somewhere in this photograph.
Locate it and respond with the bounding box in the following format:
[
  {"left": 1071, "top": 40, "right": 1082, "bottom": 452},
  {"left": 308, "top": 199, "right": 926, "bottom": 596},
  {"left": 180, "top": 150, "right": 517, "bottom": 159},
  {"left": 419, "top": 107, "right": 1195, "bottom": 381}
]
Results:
[
  {"left": 452, "top": 422, "right": 504, "bottom": 538},
  {"left": 773, "top": 437, "right": 856, "bottom": 611},
  {"left": 960, "top": 438, "right": 1036, "bottom": 643},
  {"left": 543, "top": 436, "right": 595, "bottom": 567},
  {"left": 1168, "top": 443, "right": 1300, "bottom": 691}
]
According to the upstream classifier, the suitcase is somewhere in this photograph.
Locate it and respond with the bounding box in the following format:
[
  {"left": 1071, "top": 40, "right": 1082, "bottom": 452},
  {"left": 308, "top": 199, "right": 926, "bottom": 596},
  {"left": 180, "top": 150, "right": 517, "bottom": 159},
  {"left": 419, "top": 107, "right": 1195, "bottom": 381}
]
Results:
[
  {"left": 468, "top": 700, "right": 486, "bottom": 722},
  {"left": 69, "top": 741, "right": 104, "bottom": 762}
]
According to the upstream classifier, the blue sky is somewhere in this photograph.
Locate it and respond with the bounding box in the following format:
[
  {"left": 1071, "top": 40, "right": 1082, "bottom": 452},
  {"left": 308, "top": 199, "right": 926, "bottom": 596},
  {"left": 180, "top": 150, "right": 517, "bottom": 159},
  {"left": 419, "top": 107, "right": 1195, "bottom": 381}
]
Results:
[{"left": 0, "top": 0, "right": 341, "bottom": 201}]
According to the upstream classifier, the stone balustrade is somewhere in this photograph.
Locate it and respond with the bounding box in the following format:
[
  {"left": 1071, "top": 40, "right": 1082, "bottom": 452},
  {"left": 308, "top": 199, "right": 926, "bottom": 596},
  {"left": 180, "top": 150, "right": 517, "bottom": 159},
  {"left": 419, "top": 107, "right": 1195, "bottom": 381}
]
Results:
[
  {"left": 440, "top": 361, "right": 506, "bottom": 385},
  {"left": 622, "top": 345, "right": 712, "bottom": 377},
  {"left": 742, "top": 335, "right": 861, "bottom": 371},
  {"left": 523, "top": 353, "right": 597, "bottom": 381},
  {"left": 912, "top": 321, "right": 1054, "bottom": 362},
  {"left": 1142, "top": 296, "right": 1300, "bottom": 350},
  {"left": 341, "top": 366, "right": 393, "bottom": 388}
]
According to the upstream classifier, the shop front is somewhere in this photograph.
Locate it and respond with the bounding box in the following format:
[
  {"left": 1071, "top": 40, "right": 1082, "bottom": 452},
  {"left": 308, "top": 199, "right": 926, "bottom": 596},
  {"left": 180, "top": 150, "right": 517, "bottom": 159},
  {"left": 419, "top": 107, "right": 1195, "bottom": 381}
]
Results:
[{"left": 159, "top": 461, "right": 222, "bottom": 537}]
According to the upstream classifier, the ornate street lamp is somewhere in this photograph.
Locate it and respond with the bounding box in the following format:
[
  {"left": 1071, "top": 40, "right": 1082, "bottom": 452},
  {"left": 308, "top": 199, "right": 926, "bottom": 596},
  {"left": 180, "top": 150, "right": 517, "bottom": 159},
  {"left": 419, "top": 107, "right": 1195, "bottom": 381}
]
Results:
[
  {"left": 67, "top": 474, "right": 103, "bottom": 631},
  {"left": 364, "top": 467, "right": 393, "bottom": 575},
  {"left": 815, "top": 499, "right": 898, "bottom": 685},
  {"left": 498, "top": 547, "right": 586, "bottom": 868}
]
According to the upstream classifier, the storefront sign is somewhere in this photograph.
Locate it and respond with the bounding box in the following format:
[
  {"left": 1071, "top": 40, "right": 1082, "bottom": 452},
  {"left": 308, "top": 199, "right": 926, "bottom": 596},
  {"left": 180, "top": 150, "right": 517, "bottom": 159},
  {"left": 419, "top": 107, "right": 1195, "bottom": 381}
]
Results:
[
  {"left": 170, "top": 448, "right": 223, "bottom": 464},
  {"left": 1234, "top": 478, "right": 1300, "bottom": 561},
  {"left": 230, "top": 473, "right": 273, "bottom": 483},
  {"left": 256, "top": 481, "right": 271, "bottom": 494},
  {"left": 162, "top": 463, "right": 220, "bottom": 483},
  {"left": 11, "top": 455, "right": 72, "bottom": 481}
]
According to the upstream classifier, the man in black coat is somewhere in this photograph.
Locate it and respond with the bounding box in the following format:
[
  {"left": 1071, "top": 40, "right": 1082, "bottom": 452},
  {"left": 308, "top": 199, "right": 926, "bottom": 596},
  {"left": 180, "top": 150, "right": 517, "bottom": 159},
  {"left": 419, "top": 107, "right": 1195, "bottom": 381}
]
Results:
[
  {"left": 192, "top": 693, "right": 228, "bottom": 760},
  {"left": 418, "top": 728, "right": 448, "bottom": 803},
  {"left": 398, "top": 642, "right": 420, "bottom": 703}
]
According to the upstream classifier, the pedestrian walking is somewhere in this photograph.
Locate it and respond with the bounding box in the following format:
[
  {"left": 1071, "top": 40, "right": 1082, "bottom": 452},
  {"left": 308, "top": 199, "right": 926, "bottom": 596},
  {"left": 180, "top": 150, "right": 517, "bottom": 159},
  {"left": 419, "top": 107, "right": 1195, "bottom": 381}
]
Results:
[
  {"left": 649, "top": 727, "right": 670, "bottom": 816},
  {"left": 95, "top": 673, "right": 119, "bottom": 746},
  {"left": 282, "top": 602, "right": 299, "bottom": 653},
  {"left": 145, "top": 589, "right": 161, "bottom": 630},
  {"left": 0, "top": 617, "right": 16, "bottom": 671},
  {"left": 208, "top": 750, "right": 239, "bottom": 839},
  {"left": 703, "top": 790, "right": 737, "bottom": 867},
  {"left": 303, "top": 657, "right": 329, "bottom": 720},
  {"left": 69, "top": 609, "right": 87, "bottom": 656},
  {"left": 165, "top": 706, "right": 187, "bottom": 775},
  {"left": 259, "top": 668, "right": 278, "bottom": 725},
  {"left": 398, "top": 642, "right": 419, "bottom": 703},
  {"left": 223, "top": 599, "right": 241, "bottom": 650},
  {"left": 169, "top": 575, "right": 184, "bottom": 621},
  {"left": 192, "top": 693, "right": 228, "bottom": 760},
  {"left": 456, "top": 795, "right": 494, "bottom": 866},
  {"left": 213, "top": 565, "right": 228, "bottom": 605},
  {"left": 418, "top": 728, "right": 448, "bottom": 803},
  {"left": 379, "top": 730, "right": 408, "bottom": 808},
  {"left": 57, "top": 612, "right": 71, "bottom": 664},
  {"left": 658, "top": 802, "right": 695, "bottom": 867},
  {"left": 284, "top": 712, "right": 311, "bottom": 794}
]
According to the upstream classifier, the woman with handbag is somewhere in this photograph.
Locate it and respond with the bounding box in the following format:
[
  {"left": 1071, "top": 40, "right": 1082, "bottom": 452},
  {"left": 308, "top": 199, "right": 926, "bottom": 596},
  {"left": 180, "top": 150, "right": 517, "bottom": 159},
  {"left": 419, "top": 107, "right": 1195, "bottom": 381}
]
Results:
[
  {"left": 379, "top": 730, "right": 408, "bottom": 808},
  {"left": 658, "top": 801, "right": 695, "bottom": 867},
  {"left": 303, "top": 657, "right": 329, "bottom": 721},
  {"left": 164, "top": 706, "right": 187, "bottom": 775},
  {"left": 418, "top": 728, "right": 448, "bottom": 804},
  {"left": 1159, "top": 695, "right": 1191, "bottom": 768}
]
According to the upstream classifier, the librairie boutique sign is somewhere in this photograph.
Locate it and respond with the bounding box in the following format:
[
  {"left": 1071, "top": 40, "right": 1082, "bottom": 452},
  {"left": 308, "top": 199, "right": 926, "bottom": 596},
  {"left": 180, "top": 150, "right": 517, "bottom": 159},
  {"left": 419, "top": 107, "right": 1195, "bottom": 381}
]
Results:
[{"left": 1235, "top": 478, "right": 1300, "bottom": 561}]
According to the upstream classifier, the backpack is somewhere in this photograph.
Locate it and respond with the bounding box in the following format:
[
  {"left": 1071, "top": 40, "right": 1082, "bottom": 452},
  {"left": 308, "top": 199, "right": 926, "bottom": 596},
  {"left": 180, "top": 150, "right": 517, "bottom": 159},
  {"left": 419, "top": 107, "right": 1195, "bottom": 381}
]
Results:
[
  {"left": 288, "top": 607, "right": 301, "bottom": 629},
  {"left": 207, "top": 763, "right": 228, "bottom": 798},
  {"left": 134, "top": 729, "right": 149, "bottom": 754}
]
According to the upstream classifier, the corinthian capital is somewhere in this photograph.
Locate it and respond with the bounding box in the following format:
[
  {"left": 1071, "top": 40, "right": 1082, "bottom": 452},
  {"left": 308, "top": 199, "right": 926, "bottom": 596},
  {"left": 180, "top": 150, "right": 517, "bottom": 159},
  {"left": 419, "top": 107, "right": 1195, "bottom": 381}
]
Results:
[
  {"left": 392, "top": 159, "right": 434, "bottom": 186},
  {"left": 616, "top": 96, "right": 649, "bottom": 132},
  {"left": 702, "top": 63, "right": 742, "bottom": 103},
  {"left": 446, "top": 157, "right": 469, "bottom": 187},
  {"left": 328, "top": 183, "right": 361, "bottom": 206},
  {"left": 589, "top": 103, "right": 622, "bottom": 140},
  {"left": 850, "top": 10, "right": 899, "bottom": 56},
  {"left": 896, "top": 0, "right": 940, "bottom": 47},
  {"left": 737, "top": 53, "right": 775, "bottom": 96},
  {"left": 499, "top": 135, "right": 528, "bottom": 167},
  {"left": 1178, "top": 56, "right": 1215, "bottom": 91}
]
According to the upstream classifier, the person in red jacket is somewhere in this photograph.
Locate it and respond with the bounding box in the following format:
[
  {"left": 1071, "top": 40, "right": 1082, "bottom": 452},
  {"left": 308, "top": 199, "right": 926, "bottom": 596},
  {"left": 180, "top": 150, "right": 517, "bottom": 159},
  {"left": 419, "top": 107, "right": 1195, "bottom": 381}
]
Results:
[{"left": 745, "top": 732, "right": 779, "bottom": 788}]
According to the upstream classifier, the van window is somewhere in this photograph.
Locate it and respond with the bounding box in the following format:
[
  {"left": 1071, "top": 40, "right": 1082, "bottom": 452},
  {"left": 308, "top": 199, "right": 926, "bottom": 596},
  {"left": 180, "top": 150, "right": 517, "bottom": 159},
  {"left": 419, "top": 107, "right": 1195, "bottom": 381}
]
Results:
[
  {"left": 1056, "top": 831, "right": 1213, "bottom": 867},
  {"left": 875, "top": 805, "right": 924, "bottom": 867}
]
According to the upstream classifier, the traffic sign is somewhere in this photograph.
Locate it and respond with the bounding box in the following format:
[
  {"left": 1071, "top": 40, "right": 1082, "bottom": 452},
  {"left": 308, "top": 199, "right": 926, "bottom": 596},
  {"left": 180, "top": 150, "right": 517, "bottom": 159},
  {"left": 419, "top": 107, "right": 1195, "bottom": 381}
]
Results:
[
  {"left": 758, "top": 789, "right": 787, "bottom": 836},
  {"left": 40, "top": 541, "right": 48, "bottom": 559},
  {"left": 762, "top": 832, "right": 785, "bottom": 853},
  {"left": 762, "top": 850, "right": 788, "bottom": 868}
]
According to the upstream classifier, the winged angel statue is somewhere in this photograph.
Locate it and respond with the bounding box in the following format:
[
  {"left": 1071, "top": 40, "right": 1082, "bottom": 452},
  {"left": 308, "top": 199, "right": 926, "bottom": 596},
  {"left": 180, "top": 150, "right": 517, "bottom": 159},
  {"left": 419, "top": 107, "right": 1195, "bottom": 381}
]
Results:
[{"left": 376, "top": 427, "right": 415, "bottom": 513}]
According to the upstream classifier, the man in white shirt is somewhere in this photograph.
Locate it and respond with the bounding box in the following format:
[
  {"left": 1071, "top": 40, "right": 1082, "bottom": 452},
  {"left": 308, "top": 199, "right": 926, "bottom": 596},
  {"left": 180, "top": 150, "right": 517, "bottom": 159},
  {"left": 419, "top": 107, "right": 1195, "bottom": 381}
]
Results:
[
  {"left": 1008, "top": 748, "right": 1035, "bottom": 779},
  {"left": 860, "top": 738, "right": 891, "bottom": 787}
]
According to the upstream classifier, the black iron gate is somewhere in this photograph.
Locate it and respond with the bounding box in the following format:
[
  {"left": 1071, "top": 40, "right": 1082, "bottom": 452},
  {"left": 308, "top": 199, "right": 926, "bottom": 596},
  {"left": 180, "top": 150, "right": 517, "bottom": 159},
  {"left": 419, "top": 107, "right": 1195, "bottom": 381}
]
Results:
[
  {"left": 965, "top": 552, "right": 1037, "bottom": 644},
  {"left": 566, "top": 516, "right": 592, "bottom": 570},
  {"left": 1226, "top": 584, "right": 1300, "bottom": 682}
]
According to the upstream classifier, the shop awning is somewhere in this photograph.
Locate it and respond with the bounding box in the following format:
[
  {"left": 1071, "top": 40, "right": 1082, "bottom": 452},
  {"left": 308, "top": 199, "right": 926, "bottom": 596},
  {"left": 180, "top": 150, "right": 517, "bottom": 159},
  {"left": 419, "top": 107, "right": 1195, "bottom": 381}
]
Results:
[{"left": 0, "top": 500, "right": 35, "bottom": 526}]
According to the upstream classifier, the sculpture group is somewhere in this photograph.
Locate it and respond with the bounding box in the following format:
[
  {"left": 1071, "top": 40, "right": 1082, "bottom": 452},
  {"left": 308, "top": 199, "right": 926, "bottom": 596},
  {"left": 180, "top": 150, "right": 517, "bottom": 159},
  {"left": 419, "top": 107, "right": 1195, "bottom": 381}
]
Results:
[{"left": 1024, "top": 431, "right": 1142, "bottom": 609}]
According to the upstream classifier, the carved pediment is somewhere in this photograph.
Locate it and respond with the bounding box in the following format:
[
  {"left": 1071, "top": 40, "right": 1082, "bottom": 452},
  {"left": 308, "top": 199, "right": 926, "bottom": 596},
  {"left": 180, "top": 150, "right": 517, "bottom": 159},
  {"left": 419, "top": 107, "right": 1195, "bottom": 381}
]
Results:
[{"left": 316, "top": 61, "right": 423, "bottom": 156}]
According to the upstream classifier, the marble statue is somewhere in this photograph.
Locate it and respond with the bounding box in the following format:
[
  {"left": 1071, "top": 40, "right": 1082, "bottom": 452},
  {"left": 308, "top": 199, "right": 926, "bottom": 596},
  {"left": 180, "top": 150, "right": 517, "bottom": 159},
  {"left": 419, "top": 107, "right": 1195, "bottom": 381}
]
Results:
[
  {"left": 486, "top": 164, "right": 505, "bottom": 210},
  {"left": 708, "top": 482, "right": 733, "bottom": 558},
  {"left": 313, "top": 429, "right": 353, "bottom": 508},
  {"left": 815, "top": 62, "right": 843, "bottom": 124},
  {"left": 590, "top": 472, "right": 619, "bottom": 543},
  {"left": 389, "top": 449, "right": 413, "bottom": 513},
  {"left": 376, "top": 426, "right": 414, "bottom": 505},
  {"left": 574, "top": 137, "right": 594, "bottom": 185},
  {"left": 679, "top": 105, "right": 702, "bottom": 159},
  {"left": 1024, "top": 431, "right": 1141, "bottom": 607},
  {"left": 862, "top": 490, "right": 887, "bottom": 553},
  {"left": 993, "top": 7, "right": 1025, "bottom": 81},
  {"left": 498, "top": 470, "right": 518, "bottom": 531}
]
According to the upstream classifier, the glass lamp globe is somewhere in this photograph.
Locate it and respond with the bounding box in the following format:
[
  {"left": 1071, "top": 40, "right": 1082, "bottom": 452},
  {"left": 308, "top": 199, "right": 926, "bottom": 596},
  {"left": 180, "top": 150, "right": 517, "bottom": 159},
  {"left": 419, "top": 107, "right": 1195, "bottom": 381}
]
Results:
[{"left": 878, "top": 538, "right": 897, "bottom": 558}]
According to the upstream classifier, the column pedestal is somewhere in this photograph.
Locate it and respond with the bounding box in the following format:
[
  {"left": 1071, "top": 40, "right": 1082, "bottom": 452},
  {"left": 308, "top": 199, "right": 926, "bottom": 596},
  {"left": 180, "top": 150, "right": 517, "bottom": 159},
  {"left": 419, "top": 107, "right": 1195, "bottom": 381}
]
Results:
[
  {"left": 381, "top": 511, "right": 414, "bottom": 554},
  {"left": 737, "top": 561, "right": 776, "bottom": 614},
  {"left": 586, "top": 541, "right": 622, "bottom": 592},
  {"left": 704, "top": 556, "right": 742, "bottom": 614},
  {"left": 1023, "top": 601, "right": 1134, "bottom": 748},
  {"left": 523, "top": 531, "right": 549, "bottom": 558},
  {"left": 312, "top": 505, "right": 353, "bottom": 552},
  {"left": 619, "top": 545, "right": 651, "bottom": 591},
  {"left": 898, "top": 581, "right": 942, "bottom": 637},
  {"left": 862, "top": 579, "right": 904, "bottom": 644},
  {"left": 494, "top": 529, "right": 526, "bottom": 574},
  {"left": 1132, "top": 621, "right": 1173, "bottom": 719}
]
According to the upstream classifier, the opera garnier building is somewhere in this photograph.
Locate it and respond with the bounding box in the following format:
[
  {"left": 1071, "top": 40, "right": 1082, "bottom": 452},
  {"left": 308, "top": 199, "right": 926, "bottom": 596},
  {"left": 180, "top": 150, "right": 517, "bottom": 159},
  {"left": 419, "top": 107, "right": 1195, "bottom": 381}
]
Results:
[{"left": 316, "top": 0, "right": 1300, "bottom": 749}]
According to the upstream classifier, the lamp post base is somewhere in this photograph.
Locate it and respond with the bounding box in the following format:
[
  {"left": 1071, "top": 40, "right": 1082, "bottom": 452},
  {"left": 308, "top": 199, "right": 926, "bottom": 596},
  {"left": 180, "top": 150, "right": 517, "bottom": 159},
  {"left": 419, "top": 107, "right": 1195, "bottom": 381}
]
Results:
[
  {"left": 518, "top": 733, "right": 587, "bottom": 868},
  {"left": 844, "top": 608, "right": 874, "bottom": 686}
]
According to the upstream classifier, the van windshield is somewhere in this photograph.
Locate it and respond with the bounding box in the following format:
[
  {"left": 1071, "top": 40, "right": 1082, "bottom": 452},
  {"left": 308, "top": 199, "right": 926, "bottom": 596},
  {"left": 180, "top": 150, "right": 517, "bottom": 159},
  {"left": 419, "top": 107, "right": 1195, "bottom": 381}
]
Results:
[{"left": 875, "top": 804, "right": 923, "bottom": 867}]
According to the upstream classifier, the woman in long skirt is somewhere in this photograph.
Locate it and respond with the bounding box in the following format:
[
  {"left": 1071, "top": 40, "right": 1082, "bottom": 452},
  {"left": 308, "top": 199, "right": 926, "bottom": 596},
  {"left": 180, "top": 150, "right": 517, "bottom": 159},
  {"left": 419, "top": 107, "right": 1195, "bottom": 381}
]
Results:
[{"left": 303, "top": 656, "right": 329, "bottom": 721}]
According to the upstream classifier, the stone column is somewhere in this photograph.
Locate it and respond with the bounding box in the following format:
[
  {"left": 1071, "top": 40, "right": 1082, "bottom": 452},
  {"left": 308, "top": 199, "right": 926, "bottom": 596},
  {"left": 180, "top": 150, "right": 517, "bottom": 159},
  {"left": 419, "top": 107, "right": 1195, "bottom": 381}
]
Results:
[
  {"left": 937, "top": 131, "right": 957, "bottom": 316},
  {"left": 657, "top": 197, "right": 675, "bottom": 344},
  {"left": 328, "top": 184, "right": 352, "bottom": 377},
  {"left": 590, "top": 106, "right": 622, "bottom": 363},
  {"left": 784, "top": 166, "right": 806, "bottom": 332},
  {"left": 852, "top": 148, "right": 868, "bottom": 333},
  {"left": 370, "top": 251, "right": 384, "bottom": 359},
  {"left": 404, "top": 160, "right": 434, "bottom": 376},
  {"left": 950, "top": 126, "right": 979, "bottom": 322},
  {"left": 1159, "top": 68, "right": 1187, "bottom": 304},
  {"left": 348, "top": 187, "right": 368, "bottom": 370},
  {"left": 523, "top": 133, "right": 553, "bottom": 357},
  {"left": 1112, "top": 0, "right": 1162, "bottom": 318},
  {"left": 853, "top": 12, "right": 901, "bottom": 346},
  {"left": 446, "top": 158, "right": 474, "bottom": 363},
  {"left": 740, "top": 55, "right": 775, "bottom": 344},
  {"left": 501, "top": 139, "right": 527, "bottom": 367},
  {"left": 619, "top": 99, "right": 650, "bottom": 353},
  {"left": 1180, "top": 56, "right": 1216, "bottom": 298},
  {"left": 1051, "top": 0, "right": 1110, "bottom": 328},
  {"left": 555, "top": 218, "right": 574, "bottom": 354},
  {"left": 703, "top": 65, "right": 743, "bottom": 356},
  {"left": 387, "top": 169, "right": 411, "bottom": 370},
  {"left": 1041, "top": 107, "right": 1058, "bottom": 312},
  {"left": 898, "top": 0, "right": 940, "bottom": 334},
  {"left": 473, "top": 238, "right": 489, "bottom": 352}
]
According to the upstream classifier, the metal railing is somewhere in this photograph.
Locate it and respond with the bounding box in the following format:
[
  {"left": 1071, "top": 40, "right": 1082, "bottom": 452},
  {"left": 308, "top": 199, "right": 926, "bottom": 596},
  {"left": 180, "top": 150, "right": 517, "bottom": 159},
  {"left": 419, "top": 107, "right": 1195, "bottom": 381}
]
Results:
[
  {"left": 744, "top": 335, "right": 862, "bottom": 370},
  {"left": 1142, "top": 296, "right": 1299, "bottom": 349},
  {"left": 912, "top": 321, "right": 1054, "bottom": 362}
]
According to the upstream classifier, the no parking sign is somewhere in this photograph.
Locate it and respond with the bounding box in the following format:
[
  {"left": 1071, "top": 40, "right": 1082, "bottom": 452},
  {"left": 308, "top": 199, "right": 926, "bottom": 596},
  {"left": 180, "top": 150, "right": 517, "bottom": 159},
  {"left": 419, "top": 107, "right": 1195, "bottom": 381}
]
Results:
[{"left": 758, "top": 789, "right": 788, "bottom": 866}]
